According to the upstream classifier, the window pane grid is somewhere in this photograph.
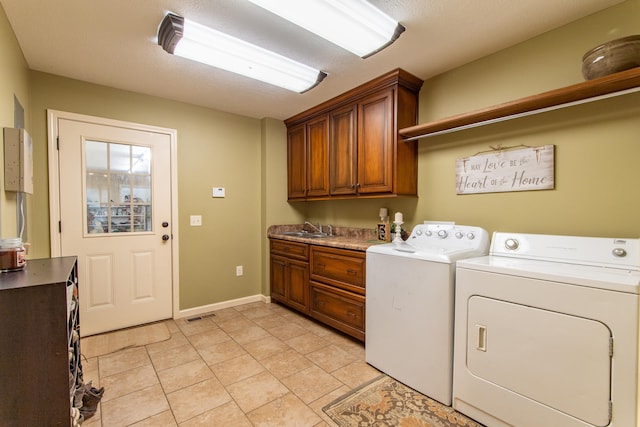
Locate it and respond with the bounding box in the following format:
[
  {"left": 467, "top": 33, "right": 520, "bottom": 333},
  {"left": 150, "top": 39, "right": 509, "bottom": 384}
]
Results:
[{"left": 86, "top": 141, "right": 152, "bottom": 235}]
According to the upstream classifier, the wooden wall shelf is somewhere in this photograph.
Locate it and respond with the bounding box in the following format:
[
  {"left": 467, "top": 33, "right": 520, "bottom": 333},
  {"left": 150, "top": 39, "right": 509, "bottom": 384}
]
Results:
[{"left": 399, "top": 67, "right": 640, "bottom": 140}]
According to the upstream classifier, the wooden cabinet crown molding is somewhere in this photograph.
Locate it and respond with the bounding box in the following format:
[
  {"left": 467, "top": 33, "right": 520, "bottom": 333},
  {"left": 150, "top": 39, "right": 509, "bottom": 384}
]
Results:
[{"left": 285, "top": 68, "right": 423, "bottom": 127}]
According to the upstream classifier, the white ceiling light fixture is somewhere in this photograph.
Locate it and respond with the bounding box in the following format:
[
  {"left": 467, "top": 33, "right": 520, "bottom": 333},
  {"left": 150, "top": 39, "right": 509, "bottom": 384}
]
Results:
[
  {"left": 157, "top": 13, "right": 327, "bottom": 93},
  {"left": 246, "top": 0, "right": 405, "bottom": 58}
]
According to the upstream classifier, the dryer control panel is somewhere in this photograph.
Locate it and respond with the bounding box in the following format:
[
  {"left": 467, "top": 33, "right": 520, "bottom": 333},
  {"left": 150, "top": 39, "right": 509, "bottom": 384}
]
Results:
[{"left": 491, "top": 232, "right": 640, "bottom": 270}]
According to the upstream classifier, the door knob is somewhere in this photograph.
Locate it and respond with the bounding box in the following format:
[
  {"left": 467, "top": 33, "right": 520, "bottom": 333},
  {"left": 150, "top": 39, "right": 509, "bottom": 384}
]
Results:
[{"left": 162, "top": 234, "right": 170, "bottom": 241}]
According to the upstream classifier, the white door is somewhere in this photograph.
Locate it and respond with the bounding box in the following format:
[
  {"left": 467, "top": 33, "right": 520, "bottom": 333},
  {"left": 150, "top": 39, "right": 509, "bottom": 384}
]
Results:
[{"left": 54, "top": 115, "right": 175, "bottom": 336}]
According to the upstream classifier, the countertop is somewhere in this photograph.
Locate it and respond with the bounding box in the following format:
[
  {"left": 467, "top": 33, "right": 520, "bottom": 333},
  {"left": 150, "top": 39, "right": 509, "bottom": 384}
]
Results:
[
  {"left": 268, "top": 224, "right": 385, "bottom": 252},
  {"left": 0, "top": 256, "right": 77, "bottom": 290}
]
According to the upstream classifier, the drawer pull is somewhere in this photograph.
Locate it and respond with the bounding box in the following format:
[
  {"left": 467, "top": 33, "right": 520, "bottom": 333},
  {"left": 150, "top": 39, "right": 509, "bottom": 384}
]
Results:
[
  {"left": 317, "top": 301, "right": 325, "bottom": 307},
  {"left": 317, "top": 263, "right": 326, "bottom": 269},
  {"left": 346, "top": 311, "right": 356, "bottom": 318},
  {"left": 346, "top": 269, "right": 358, "bottom": 275}
]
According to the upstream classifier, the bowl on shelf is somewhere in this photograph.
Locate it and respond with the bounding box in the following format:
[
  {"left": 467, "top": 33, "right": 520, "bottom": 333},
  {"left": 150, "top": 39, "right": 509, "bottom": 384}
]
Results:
[{"left": 582, "top": 35, "right": 640, "bottom": 80}]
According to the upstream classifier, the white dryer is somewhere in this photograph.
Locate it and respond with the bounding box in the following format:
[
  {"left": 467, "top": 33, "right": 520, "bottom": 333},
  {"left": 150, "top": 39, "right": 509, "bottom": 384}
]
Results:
[
  {"left": 453, "top": 232, "right": 640, "bottom": 427},
  {"left": 366, "top": 222, "right": 489, "bottom": 405}
]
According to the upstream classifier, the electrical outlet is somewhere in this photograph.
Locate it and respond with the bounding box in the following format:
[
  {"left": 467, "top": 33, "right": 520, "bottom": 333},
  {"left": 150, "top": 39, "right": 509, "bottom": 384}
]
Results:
[
  {"left": 190, "top": 215, "right": 202, "bottom": 226},
  {"left": 236, "top": 265, "right": 243, "bottom": 276}
]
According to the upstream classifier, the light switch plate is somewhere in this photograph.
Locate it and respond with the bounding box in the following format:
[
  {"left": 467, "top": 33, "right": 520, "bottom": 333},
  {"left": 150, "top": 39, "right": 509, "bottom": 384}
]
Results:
[
  {"left": 212, "top": 187, "right": 225, "bottom": 198},
  {"left": 190, "top": 215, "right": 202, "bottom": 226}
]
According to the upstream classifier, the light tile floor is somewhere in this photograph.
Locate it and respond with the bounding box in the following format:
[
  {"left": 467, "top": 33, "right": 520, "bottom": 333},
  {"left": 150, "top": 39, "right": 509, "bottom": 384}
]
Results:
[{"left": 80, "top": 301, "right": 379, "bottom": 426}]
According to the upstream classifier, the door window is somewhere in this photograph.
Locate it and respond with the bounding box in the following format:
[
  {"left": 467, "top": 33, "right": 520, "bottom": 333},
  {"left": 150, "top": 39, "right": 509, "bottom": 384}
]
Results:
[{"left": 85, "top": 140, "right": 152, "bottom": 234}]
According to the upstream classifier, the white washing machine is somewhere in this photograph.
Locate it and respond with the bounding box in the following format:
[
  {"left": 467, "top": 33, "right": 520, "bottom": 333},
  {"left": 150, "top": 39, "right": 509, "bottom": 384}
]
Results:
[
  {"left": 366, "top": 222, "right": 489, "bottom": 405},
  {"left": 453, "top": 232, "right": 640, "bottom": 427}
]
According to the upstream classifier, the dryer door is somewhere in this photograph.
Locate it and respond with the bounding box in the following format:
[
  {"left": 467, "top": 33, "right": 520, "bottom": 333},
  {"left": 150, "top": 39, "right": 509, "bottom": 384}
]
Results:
[{"left": 467, "top": 296, "right": 611, "bottom": 426}]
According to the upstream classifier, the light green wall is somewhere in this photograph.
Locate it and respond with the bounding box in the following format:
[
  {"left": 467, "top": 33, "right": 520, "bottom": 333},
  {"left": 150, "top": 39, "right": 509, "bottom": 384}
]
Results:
[
  {"left": 301, "top": 0, "right": 640, "bottom": 239},
  {"left": 260, "top": 118, "right": 303, "bottom": 294},
  {"left": 0, "top": 4, "right": 29, "bottom": 238},
  {"left": 27, "top": 72, "right": 265, "bottom": 310}
]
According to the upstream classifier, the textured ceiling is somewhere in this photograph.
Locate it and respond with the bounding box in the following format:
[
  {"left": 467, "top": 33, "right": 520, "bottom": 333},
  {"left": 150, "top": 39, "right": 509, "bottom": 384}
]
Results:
[{"left": 0, "top": 0, "right": 624, "bottom": 120}]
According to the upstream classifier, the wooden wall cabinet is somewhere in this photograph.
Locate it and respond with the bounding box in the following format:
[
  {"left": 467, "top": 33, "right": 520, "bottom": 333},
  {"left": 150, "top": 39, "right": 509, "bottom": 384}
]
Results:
[
  {"left": 309, "top": 246, "right": 366, "bottom": 341},
  {"left": 287, "top": 116, "right": 330, "bottom": 199},
  {"left": 286, "top": 68, "right": 423, "bottom": 201},
  {"left": 269, "top": 239, "right": 310, "bottom": 314},
  {"left": 328, "top": 104, "right": 357, "bottom": 196},
  {"left": 0, "top": 257, "right": 80, "bottom": 426}
]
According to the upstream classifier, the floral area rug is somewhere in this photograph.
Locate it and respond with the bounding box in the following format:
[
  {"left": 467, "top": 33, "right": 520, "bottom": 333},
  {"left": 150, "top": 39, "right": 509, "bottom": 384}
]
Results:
[{"left": 323, "top": 374, "right": 484, "bottom": 427}]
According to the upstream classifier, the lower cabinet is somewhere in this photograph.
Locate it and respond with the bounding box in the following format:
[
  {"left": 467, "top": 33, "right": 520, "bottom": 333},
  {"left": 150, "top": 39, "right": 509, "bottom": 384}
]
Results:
[
  {"left": 270, "top": 239, "right": 310, "bottom": 314},
  {"left": 310, "top": 281, "right": 365, "bottom": 341},
  {"left": 310, "top": 246, "right": 366, "bottom": 341},
  {"left": 269, "top": 239, "right": 367, "bottom": 340}
]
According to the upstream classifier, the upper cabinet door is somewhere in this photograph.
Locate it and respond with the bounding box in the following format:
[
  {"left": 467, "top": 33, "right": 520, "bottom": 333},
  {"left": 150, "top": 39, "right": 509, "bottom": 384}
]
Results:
[
  {"left": 329, "top": 104, "right": 357, "bottom": 196},
  {"left": 306, "top": 115, "right": 330, "bottom": 198},
  {"left": 357, "top": 89, "right": 394, "bottom": 194},
  {"left": 287, "top": 124, "right": 307, "bottom": 199}
]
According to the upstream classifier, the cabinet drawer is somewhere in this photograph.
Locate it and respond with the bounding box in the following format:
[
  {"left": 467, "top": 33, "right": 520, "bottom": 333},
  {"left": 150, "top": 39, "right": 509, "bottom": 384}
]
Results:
[
  {"left": 310, "top": 281, "right": 364, "bottom": 341},
  {"left": 270, "top": 239, "right": 309, "bottom": 261},
  {"left": 311, "top": 246, "right": 365, "bottom": 293}
]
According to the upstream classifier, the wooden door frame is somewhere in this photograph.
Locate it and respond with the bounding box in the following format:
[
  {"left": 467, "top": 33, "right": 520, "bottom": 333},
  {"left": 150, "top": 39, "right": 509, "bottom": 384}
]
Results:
[{"left": 47, "top": 109, "right": 180, "bottom": 318}]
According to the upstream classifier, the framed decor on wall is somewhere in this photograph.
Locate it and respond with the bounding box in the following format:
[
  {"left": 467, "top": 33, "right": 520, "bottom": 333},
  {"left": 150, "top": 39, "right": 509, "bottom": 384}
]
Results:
[{"left": 455, "top": 145, "right": 555, "bottom": 195}]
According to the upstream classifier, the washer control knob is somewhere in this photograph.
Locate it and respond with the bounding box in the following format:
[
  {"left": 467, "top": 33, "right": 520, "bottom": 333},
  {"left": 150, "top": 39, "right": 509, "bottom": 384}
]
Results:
[
  {"left": 426, "top": 230, "right": 432, "bottom": 237},
  {"left": 455, "top": 232, "right": 464, "bottom": 239},
  {"left": 437, "top": 230, "right": 448, "bottom": 239},
  {"left": 467, "top": 233, "right": 475, "bottom": 240},
  {"left": 415, "top": 229, "right": 423, "bottom": 236},
  {"left": 505, "top": 238, "right": 519, "bottom": 250},
  {"left": 612, "top": 248, "right": 627, "bottom": 258}
]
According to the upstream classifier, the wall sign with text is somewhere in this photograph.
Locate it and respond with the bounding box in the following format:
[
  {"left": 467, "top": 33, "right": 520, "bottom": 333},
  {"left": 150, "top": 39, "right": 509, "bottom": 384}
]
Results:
[{"left": 456, "top": 145, "right": 555, "bottom": 194}]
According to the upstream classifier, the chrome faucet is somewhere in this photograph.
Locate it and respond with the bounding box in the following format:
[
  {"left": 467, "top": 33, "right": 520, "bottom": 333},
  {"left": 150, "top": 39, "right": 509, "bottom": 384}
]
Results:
[
  {"left": 304, "top": 221, "right": 322, "bottom": 233},
  {"left": 327, "top": 224, "right": 333, "bottom": 236}
]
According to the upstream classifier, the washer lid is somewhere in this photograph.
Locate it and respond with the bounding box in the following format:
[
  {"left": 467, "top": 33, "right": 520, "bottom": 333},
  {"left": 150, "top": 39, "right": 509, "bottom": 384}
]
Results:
[
  {"left": 367, "top": 242, "right": 486, "bottom": 263},
  {"left": 457, "top": 255, "right": 640, "bottom": 294}
]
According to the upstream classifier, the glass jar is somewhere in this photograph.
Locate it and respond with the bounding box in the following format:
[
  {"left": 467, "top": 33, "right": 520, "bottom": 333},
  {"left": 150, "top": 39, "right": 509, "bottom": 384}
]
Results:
[{"left": 0, "top": 238, "right": 26, "bottom": 272}]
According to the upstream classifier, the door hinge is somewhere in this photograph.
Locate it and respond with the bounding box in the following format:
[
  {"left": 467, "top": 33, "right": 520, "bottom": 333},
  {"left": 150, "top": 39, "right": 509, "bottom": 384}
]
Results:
[
  {"left": 609, "top": 401, "right": 613, "bottom": 420},
  {"left": 59, "top": 221, "right": 62, "bottom": 233},
  {"left": 610, "top": 337, "right": 614, "bottom": 357},
  {"left": 56, "top": 136, "right": 60, "bottom": 150}
]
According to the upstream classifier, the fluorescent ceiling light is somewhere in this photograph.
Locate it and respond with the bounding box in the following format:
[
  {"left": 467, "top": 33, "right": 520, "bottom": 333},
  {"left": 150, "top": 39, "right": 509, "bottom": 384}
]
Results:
[
  {"left": 246, "top": 0, "right": 405, "bottom": 58},
  {"left": 157, "top": 13, "right": 327, "bottom": 93}
]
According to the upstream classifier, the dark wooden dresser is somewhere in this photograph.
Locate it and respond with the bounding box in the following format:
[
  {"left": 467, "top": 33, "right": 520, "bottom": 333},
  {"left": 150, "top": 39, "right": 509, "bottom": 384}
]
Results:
[{"left": 0, "top": 257, "right": 79, "bottom": 426}]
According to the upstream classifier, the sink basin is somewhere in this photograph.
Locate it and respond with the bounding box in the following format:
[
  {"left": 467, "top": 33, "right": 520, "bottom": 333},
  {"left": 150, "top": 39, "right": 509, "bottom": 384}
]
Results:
[{"left": 282, "top": 231, "right": 330, "bottom": 238}]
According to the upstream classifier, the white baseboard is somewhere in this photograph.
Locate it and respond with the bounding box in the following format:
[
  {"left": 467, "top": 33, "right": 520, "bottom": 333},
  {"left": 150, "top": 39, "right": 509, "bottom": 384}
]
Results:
[{"left": 175, "top": 294, "right": 271, "bottom": 319}]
